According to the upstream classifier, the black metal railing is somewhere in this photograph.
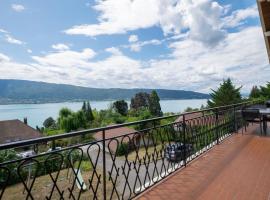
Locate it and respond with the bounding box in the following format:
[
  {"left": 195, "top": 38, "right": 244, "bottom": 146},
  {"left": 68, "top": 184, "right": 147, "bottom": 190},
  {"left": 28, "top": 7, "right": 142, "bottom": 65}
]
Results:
[{"left": 0, "top": 101, "right": 261, "bottom": 199}]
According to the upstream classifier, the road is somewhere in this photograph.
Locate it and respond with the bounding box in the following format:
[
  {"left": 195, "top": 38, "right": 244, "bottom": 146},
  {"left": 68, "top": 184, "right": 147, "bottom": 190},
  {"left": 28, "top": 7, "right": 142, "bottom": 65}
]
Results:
[{"left": 81, "top": 144, "right": 182, "bottom": 199}]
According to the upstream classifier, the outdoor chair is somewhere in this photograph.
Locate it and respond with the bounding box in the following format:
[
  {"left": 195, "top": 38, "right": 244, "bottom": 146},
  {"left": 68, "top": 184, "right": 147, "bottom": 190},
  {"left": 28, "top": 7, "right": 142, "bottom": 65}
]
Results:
[
  {"left": 242, "top": 109, "right": 263, "bottom": 135},
  {"left": 266, "top": 100, "right": 270, "bottom": 108}
]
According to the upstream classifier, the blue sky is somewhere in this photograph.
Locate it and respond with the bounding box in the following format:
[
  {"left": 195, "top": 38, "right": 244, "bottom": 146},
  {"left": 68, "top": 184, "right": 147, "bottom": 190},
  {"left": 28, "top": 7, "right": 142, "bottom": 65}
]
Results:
[{"left": 0, "top": 0, "right": 269, "bottom": 93}]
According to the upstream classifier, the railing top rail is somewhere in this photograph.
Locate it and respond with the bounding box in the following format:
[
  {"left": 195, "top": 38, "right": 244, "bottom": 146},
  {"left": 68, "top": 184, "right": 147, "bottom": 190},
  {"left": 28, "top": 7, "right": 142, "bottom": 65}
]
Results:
[{"left": 0, "top": 100, "right": 260, "bottom": 150}]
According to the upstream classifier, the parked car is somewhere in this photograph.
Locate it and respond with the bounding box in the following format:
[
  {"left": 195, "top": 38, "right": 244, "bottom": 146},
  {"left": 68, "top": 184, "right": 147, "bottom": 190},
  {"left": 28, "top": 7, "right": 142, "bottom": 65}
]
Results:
[
  {"left": 17, "top": 150, "right": 36, "bottom": 158},
  {"left": 164, "top": 143, "right": 193, "bottom": 162},
  {"left": 47, "top": 146, "right": 62, "bottom": 152}
]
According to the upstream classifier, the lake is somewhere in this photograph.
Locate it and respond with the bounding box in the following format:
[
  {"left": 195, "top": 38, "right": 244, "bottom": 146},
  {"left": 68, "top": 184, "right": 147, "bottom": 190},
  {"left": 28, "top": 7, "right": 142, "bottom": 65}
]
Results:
[{"left": 0, "top": 99, "right": 208, "bottom": 128}]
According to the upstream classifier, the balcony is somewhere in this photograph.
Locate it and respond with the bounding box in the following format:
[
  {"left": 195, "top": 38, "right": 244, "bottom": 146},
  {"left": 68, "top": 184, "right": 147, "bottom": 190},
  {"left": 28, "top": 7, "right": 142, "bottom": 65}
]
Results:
[
  {"left": 0, "top": 101, "right": 266, "bottom": 200},
  {"left": 138, "top": 124, "right": 270, "bottom": 200}
]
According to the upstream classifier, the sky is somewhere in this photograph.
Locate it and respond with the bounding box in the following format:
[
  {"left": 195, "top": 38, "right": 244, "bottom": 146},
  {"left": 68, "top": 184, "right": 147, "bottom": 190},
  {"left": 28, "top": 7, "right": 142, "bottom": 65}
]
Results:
[{"left": 0, "top": 0, "right": 269, "bottom": 93}]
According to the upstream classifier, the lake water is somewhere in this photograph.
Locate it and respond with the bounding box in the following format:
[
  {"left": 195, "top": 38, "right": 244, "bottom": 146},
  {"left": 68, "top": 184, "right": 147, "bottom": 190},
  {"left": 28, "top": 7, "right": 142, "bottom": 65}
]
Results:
[{"left": 0, "top": 99, "right": 208, "bottom": 128}]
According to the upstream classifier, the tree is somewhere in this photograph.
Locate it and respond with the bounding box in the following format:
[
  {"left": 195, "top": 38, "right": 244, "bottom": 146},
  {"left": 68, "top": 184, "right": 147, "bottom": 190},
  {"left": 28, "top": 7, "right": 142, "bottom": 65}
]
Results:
[
  {"left": 82, "top": 101, "right": 87, "bottom": 111},
  {"left": 149, "top": 90, "right": 163, "bottom": 117},
  {"left": 113, "top": 100, "right": 128, "bottom": 116},
  {"left": 207, "top": 78, "right": 242, "bottom": 107},
  {"left": 260, "top": 82, "right": 270, "bottom": 99},
  {"left": 43, "top": 117, "right": 56, "bottom": 128},
  {"left": 86, "top": 101, "right": 94, "bottom": 121},
  {"left": 59, "top": 108, "right": 72, "bottom": 118},
  {"left": 130, "top": 92, "right": 150, "bottom": 110},
  {"left": 249, "top": 86, "right": 261, "bottom": 99}
]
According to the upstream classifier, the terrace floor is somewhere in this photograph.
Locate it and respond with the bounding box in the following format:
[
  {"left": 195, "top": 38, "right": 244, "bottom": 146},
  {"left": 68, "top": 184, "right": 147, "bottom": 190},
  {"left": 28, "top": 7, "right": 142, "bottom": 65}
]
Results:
[{"left": 138, "top": 124, "right": 270, "bottom": 200}]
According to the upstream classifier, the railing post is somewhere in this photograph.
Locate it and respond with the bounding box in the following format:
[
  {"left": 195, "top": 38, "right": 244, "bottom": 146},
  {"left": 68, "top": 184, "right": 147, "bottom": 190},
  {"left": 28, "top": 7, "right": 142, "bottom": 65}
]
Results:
[
  {"left": 102, "top": 129, "right": 107, "bottom": 200},
  {"left": 233, "top": 105, "right": 237, "bottom": 133},
  {"left": 183, "top": 114, "right": 187, "bottom": 167},
  {"left": 215, "top": 109, "right": 219, "bottom": 145}
]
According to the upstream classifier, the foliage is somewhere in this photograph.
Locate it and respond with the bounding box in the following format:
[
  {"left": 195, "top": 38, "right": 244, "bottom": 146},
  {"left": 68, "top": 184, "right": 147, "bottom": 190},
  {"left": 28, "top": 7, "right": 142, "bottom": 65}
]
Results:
[
  {"left": 115, "top": 143, "right": 129, "bottom": 156},
  {"left": 184, "top": 107, "right": 199, "bottom": 112},
  {"left": 249, "top": 86, "right": 261, "bottom": 99},
  {"left": 86, "top": 101, "right": 95, "bottom": 121},
  {"left": 43, "top": 117, "right": 56, "bottom": 129},
  {"left": 58, "top": 108, "right": 88, "bottom": 132},
  {"left": 260, "top": 82, "right": 270, "bottom": 99},
  {"left": 130, "top": 92, "right": 150, "bottom": 110},
  {"left": 149, "top": 90, "right": 163, "bottom": 117},
  {"left": 113, "top": 100, "right": 128, "bottom": 116},
  {"left": 207, "top": 78, "right": 242, "bottom": 107}
]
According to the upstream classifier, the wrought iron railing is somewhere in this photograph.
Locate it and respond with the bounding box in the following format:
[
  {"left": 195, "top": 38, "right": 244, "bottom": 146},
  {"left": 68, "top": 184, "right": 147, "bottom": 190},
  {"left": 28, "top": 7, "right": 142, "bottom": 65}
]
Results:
[{"left": 0, "top": 101, "right": 261, "bottom": 199}]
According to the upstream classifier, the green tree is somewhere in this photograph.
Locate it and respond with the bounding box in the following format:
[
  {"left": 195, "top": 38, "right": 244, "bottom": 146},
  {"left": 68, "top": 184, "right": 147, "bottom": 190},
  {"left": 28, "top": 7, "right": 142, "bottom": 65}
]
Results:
[
  {"left": 149, "top": 90, "right": 163, "bottom": 117},
  {"left": 59, "top": 107, "right": 72, "bottom": 118},
  {"left": 113, "top": 100, "right": 128, "bottom": 116},
  {"left": 260, "top": 82, "right": 270, "bottom": 99},
  {"left": 207, "top": 78, "right": 242, "bottom": 107},
  {"left": 86, "top": 101, "right": 94, "bottom": 121},
  {"left": 249, "top": 86, "right": 261, "bottom": 99},
  {"left": 82, "top": 101, "right": 87, "bottom": 111},
  {"left": 58, "top": 108, "right": 77, "bottom": 132},
  {"left": 130, "top": 92, "right": 150, "bottom": 110},
  {"left": 43, "top": 117, "right": 56, "bottom": 128}
]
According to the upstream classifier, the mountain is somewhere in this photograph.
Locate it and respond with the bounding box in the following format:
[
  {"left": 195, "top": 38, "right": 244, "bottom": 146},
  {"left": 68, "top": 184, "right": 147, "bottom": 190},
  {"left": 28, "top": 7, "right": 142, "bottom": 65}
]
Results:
[{"left": 0, "top": 79, "right": 209, "bottom": 104}]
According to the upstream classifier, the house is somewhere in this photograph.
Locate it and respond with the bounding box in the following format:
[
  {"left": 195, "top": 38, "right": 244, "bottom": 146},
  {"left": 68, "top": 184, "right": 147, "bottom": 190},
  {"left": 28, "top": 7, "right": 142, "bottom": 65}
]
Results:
[
  {"left": 257, "top": 0, "right": 270, "bottom": 62},
  {"left": 93, "top": 126, "right": 153, "bottom": 154},
  {"left": 0, "top": 119, "right": 42, "bottom": 144}
]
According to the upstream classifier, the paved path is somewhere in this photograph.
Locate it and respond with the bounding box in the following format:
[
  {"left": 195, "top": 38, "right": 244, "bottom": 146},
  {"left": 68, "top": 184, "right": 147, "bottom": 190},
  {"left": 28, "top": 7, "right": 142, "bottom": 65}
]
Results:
[{"left": 138, "top": 124, "right": 270, "bottom": 200}]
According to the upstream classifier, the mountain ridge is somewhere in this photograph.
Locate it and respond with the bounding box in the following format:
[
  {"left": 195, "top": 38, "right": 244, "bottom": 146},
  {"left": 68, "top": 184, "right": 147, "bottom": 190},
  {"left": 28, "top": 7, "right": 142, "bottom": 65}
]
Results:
[{"left": 0, "top": 79, "right": 209, "bottom": 104}]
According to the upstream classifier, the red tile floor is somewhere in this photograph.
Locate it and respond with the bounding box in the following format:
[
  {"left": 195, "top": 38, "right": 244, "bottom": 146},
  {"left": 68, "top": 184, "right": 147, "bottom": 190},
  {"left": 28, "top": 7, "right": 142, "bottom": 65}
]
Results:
[{"left": 138, "top": 124, "right": 270, "bottom": 200}]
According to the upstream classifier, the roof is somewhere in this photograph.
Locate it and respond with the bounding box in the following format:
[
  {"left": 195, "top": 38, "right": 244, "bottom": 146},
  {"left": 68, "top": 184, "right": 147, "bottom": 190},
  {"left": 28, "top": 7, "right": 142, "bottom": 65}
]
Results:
[
  {"left": 0, "top": 119, "right": 42, "bottom": 144},
  {"left": 93, "top": 126, "right": 137, "bottom": 153},
  {"left": 175, "top": 112, "right": 203, "bottom": 123},
  {"left": 257, "top": 0, "right": 270, "bottom": 62}
]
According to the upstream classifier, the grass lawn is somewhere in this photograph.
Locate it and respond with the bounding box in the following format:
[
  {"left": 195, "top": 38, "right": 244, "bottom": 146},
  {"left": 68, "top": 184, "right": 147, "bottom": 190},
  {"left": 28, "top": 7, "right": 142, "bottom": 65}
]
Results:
[{"left": 2, "top": 168, "right": 116, "bottom": 200}]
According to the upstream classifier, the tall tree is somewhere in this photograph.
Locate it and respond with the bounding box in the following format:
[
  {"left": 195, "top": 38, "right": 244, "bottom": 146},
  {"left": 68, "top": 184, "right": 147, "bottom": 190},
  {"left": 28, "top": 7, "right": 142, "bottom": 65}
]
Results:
[
  {"left": 82, "top": 101, "right": 87, "bottom": 111},
  {"left": 113, "top": 100, "right": 128, "bottom": 116},
  {"left": 86, "top": 101, "right": 94, "bottom": 121},
  {"left": 130, "top": 92, "right": 150, "bottom": 110},
  {"left": 149, "top": 90, "right": 163, "bottom": 117},
  {"left": 249, "top": 86, "right": 261, "bottom": 99},
  {"left": 207, "top": 78, "right": 242, "bottom": 107}
]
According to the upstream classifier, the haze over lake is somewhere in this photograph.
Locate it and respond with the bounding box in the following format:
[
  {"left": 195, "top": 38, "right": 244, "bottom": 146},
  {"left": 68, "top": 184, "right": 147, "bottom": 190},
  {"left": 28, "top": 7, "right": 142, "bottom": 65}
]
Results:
[{"left": 0, "top": 99, "right": 207, "bottom": 128}]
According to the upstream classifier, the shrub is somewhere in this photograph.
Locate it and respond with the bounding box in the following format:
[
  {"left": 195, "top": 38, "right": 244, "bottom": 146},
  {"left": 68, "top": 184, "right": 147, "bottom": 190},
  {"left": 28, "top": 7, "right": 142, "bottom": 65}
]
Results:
[{"left": 115, "top": 143, "right": 129, "bottom": 156}]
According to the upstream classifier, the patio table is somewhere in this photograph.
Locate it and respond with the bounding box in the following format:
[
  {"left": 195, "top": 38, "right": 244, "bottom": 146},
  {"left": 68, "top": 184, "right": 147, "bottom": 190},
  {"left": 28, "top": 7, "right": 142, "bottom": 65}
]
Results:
[{"left": 259, "top": 108, "right": 270, "bottom": 135}]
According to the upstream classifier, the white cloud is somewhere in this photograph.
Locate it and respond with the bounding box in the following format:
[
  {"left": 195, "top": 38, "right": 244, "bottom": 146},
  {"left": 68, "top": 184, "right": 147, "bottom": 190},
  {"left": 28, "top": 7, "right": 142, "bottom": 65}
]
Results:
[
  {"left": 27, "top": 49, "right": 32, "bottom": 54},
  {"left": 64, "top": 0, "right": 230, "bottom": 46},
  {"left": 4, "top": 34, "right": 24, "bottom": 45},
  {"left": 223, "top": 4, "right": 259, "bottom": 28},
  {"left": 129, "top": 39, "right": 162, "bottom": 52},
  {"left": 0, "top": 29, "right": 8, "bottom": 33},
  {"left": 1, "top": 26, "right": 269, "bottom": 93},
  {"left": 32, "top": 48, "right": 96, "bottom": 68},
  {"left": 105, "top": 47, "right": 122, "bottom": 55},
  {"left": 128, "top": 35, "right": 139, "bottom": 43},
  {"left": 11, "top": 4, "right": 25, "bottom": 12},
  {"left": 52, "top": 43, "right": 70, "bottom": 51}
]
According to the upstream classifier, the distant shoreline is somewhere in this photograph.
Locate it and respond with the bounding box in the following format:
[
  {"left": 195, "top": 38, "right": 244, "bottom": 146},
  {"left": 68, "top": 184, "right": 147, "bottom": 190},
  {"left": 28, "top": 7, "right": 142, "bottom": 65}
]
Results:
[{"left": 0, "top": 98, "right": 209, "bottom": 105}]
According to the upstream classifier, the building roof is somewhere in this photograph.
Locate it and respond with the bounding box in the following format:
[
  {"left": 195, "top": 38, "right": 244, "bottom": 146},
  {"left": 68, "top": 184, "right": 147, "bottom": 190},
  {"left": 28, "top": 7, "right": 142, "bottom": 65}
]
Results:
[
  {"left": 0, "top": 119, "right": 42, "bottom": 144},
  {"left": 93, "top": 126, "right": 137, "bottom": 153},
  {"left": 175, "top": 112, "right": 203, "bottom": 123},
  {"left": 257, "top": 0, "right": 270, "bottom": 62}
]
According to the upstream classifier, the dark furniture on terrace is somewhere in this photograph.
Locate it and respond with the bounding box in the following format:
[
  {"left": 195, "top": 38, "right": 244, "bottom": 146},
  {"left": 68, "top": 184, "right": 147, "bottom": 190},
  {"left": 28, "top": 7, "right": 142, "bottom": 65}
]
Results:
[
  {"left": 265, "top": 100, "right": 270, "bottom": 108},
  {"left": 242, "top": 109, "right": 263, "bottom": 135},
  {"left": 243, "top": 103, "right": 270, "bottom": 135}
]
